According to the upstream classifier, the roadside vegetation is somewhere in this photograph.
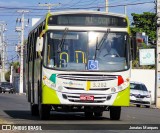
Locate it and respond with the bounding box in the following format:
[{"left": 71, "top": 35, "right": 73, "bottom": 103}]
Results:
[{"left": 130, "top": 12, "right": 156, "bottom": 69}]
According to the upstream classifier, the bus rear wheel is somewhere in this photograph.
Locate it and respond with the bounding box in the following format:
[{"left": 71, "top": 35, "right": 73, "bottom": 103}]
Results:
[
  {"left": 39, "top": 103, "right": 50, "bottom": 120},
  {"left": 110, "top": 106, "right": 121, "bottom": 120}
]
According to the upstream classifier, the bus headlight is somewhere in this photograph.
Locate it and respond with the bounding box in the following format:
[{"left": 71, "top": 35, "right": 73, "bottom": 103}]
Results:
[
  {"left": 112, "top": 81, "right": 129, "bottom": 93},
  {"left": 118, "top": 86, "right": 123, "bottom": 90},
  {"left": 118, "top": 81, "right": 129, "bottom": 91},
  {"left": 111, "top": 87, "right": 116, "bottom": 92},
  {"left": 43, "top": 77, "right": 56, "bottom": 89}
]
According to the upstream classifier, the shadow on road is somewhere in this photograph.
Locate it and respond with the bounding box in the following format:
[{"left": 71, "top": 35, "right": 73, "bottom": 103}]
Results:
[
  {"left": 4, "top": 110, "right": 38, "bottom": 120},
  {"left": 4, "top": 110, "right": 110, "bottom": 121}
]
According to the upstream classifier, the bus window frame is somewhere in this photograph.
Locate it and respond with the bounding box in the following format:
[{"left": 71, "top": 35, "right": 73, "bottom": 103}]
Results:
[{"left": 42, "top": 30, "right": 131, "bottom": 72}]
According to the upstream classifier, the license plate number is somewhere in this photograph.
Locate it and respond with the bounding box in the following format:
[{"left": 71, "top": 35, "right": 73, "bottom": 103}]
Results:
[{"left": 80, "top": 95, "right": 94, "bottom": 101}]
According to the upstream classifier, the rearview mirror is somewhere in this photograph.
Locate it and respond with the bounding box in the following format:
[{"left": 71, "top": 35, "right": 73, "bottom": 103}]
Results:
[{"left": 36, "top": 37, "right": 43, "bottom": 52}]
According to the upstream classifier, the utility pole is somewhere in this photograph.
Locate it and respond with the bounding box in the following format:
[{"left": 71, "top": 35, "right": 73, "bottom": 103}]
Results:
[
  {"left": 156, "top": 0, "right": 160, "bottom": 108},
  {"left": 124, "top": 5, "right": 127, "bottom": 15},
  {"left": 16, "top": 10, "right": 29, "bottom": 93},
  {"left": 105, "top": 0, "right": 109, "bottom": 13},
  {"left": 0, "top": 22, "right": 6, "bottom": 82},
  {"left": 38, "top": 3, "right": 61, "bottom": 12}
]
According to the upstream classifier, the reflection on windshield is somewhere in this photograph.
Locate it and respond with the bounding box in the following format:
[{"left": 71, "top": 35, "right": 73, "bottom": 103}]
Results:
[{"left": 44, "top": 31, "right": 129, "bottom": 71}]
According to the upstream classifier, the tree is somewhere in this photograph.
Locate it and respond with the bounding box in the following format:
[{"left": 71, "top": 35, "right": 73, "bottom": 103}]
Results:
[
  {"left": 5, "top": 61, "right": 20, "bottom": 81},
  {"left": 11, "top": 62, "right": 20, "bottom": 73},
  {"left": 130, "top": 12, "right": 156, "bottom": 44},
  {"left": 5, "top": 71, "right": 11, "bottom": 82}
]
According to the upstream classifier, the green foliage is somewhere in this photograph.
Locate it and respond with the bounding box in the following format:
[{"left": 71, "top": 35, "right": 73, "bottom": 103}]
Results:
[
  {"left": 130, "top": 12, "right": 156, "bottom": 69},
  {"left": 5, "top": 71, "right": 11, "bottom": 82},
  {"left": 11, "top": 62, "right": 20, "bottom": 70},
  {"left": 5, "top": 61, "right": 20, "bottom": 81},
  {"left": 130, "top": 12, "right": 156, "bottom": 43}
]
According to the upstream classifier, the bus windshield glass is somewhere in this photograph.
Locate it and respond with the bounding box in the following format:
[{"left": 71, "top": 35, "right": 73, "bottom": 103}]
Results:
[{"left": 44, "top": 31, "right": 129, "bottom": 71}]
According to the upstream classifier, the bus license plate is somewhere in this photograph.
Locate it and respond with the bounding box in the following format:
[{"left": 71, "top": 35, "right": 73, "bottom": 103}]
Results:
[{"left": 80, "top": 95, "right": 94, "bottom": 101}]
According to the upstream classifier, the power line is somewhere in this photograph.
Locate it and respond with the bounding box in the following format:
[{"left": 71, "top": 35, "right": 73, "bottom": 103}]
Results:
[
  {"left": 0, "top": 1, "right": 154, "bottom": 11},
  {"left": 65, "top": 0, "right": 98, "bottom": 8}
]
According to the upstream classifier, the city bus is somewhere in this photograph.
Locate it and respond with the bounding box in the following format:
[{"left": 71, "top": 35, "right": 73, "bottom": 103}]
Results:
[{"left": 25, "top": 10, "right": 136, "bottom": 120}]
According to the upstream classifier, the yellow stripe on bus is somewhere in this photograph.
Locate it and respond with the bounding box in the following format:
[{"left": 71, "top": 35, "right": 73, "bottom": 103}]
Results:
[{"left": 86, "top": 81, "right": 91, "bottom": 91}]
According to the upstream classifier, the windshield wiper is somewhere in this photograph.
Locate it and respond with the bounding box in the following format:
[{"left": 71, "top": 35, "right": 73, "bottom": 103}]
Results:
[
  {"left": 57, "top": 27, "right": 69, "bottom": 53},
  {"left": 97, "top": 29, "right": 110, "bottom": 50},
  {"left": 94, "top": 29, "right": 110, "bottom": 60},
  {"left": 94, "top": 37, "right": 99, "bottom": 60}
]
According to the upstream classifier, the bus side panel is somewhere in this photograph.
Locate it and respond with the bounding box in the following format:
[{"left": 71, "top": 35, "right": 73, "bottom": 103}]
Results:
[
  {"left": 25, "top": 61, "right": 31, "bottom": 102},
  {"left": 29, "top": 61, "right": 33, "bottom": 103},
  {"left": 34, "top": 58, "right": 41, "bottom": 104}
]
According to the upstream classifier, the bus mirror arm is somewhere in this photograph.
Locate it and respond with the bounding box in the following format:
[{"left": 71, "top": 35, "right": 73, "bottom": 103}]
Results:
[{"left": 38, "top": 51, "right": 43, "bottom": 60}]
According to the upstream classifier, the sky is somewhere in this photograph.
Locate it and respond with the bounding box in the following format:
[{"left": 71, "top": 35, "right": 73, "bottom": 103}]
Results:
[{"left": 0, "top": 0, "right": 155, "bottom": 65}]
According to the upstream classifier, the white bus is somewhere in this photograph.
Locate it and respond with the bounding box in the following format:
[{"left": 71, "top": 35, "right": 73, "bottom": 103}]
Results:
[{"left": 25, "top": 10, "right": 136, "bottom": 120}]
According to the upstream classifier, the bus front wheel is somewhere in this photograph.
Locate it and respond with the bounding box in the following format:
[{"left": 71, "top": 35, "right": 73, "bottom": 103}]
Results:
[
  {"left": 110, "top": 106, "right": 121, "bottom": 120},
  {"left": 30, "top": 103, "right": 39, "bottom": 116},
  {"left": 39, "top": 102, "right": 50, "bottom": 120},
  {"left": 38, "top": 99, "right": 51, "bottom": 120}
]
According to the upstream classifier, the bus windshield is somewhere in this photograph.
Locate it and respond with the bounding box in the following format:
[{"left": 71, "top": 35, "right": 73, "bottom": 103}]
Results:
[{"left": 44, "top": 30, "right": 129, "bottom": 71}]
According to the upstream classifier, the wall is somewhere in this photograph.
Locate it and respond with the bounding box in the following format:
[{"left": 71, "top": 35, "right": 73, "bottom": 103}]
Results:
[
  {"left": 13, "top": 74, "right": 20, "bottom": 93},
  {"left": 131, "top": 69, "right": 155, "bottom": 103}
]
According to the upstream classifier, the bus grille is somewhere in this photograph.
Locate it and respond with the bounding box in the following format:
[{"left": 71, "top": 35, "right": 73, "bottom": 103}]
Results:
[
  {"left": 65, "top": 87, "right": 110, "bottom": 91},
  {"left": 57, "top": 74, "right": 117, "bottom": 81}
]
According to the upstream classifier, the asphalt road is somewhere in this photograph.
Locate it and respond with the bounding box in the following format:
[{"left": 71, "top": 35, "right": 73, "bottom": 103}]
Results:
[{"left": 0, "top": 93, "right": 160, "bottom": 133}]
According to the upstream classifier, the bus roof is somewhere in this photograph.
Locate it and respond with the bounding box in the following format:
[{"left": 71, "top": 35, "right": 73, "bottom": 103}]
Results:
[{"left": 29, "top": 10, "right": 127, "bottom": 33}]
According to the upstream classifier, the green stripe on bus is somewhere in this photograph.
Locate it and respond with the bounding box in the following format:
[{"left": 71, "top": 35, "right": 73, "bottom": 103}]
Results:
[
  {"left": 113, "top": 87, "right": 130, "bottom": 106},
  {"left": 49, "top": 74, "right": 56, "bottom": 83}
]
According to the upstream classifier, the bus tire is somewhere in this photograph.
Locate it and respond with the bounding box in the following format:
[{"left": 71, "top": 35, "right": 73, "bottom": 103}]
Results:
[
  {"left": 39, "top": 103, "right": 50, "bottom": 120},
  {"left": 110, "top": 106, "right": 121, "bottom": 120},
  {"left": 30, "top": 103, "right": 39, "bottom": 116}
]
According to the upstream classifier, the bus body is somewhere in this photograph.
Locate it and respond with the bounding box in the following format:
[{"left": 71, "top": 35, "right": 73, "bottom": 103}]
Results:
[{"left": 25, "top": 10, "right": 134, "bottom": 120}]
